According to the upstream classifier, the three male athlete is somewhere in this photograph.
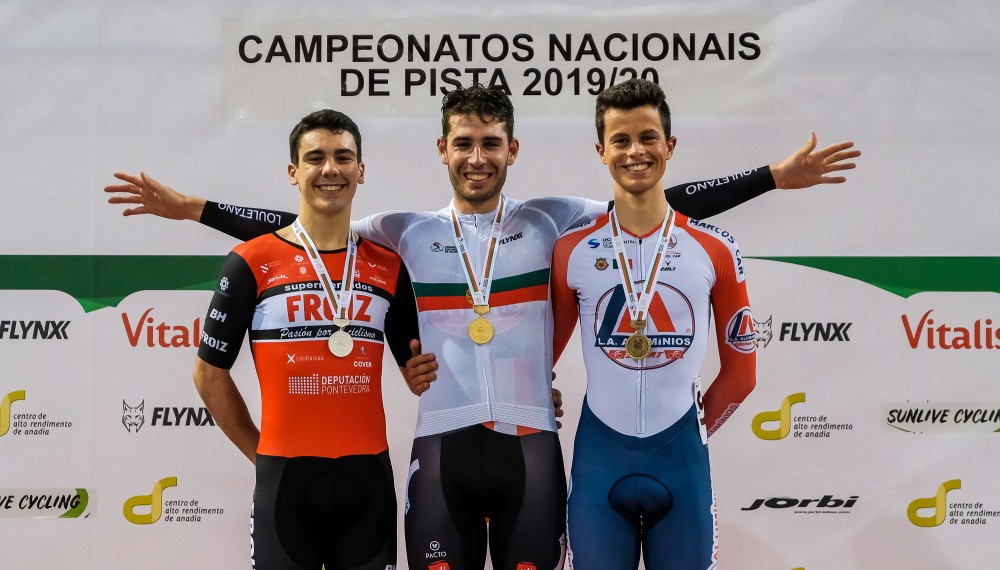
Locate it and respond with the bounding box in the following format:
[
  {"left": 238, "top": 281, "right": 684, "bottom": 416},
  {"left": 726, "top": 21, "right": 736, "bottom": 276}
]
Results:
[
  {"left": 107, "top": 84, "right": 858, "bottom": 570},
  {"left": 192, "top": 109, "right": 417, "bottom": 569},
  {"left": 552, "top": 79, "right": 757, "bottom": 569}
]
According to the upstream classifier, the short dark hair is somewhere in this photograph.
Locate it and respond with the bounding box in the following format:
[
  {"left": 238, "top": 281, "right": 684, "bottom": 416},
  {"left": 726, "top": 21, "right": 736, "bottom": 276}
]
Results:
[
  {"left": 441, "top": 84, "right": 515, "bottom": 142},
  {"left": 594, "top": 78, "right": 671, "bottom": 144},
  {"left": 288, "top": 109, "right": 363, "bottom": 164}
]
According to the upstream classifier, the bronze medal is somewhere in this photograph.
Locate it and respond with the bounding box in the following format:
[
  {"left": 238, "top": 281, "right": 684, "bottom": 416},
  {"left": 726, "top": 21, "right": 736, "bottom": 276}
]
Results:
[{"left": 625, "top": 332, "right": 651, "bottom": 360}]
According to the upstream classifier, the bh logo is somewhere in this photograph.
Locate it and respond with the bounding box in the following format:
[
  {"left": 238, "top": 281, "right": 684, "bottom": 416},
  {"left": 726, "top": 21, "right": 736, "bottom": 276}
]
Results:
[
  {"left": 123, "top": 476, "right": 178, "bottom": 524},
  {"left": 752, "top": 393, "right": 806, "bottom": 440},
  {"left": 0, "top": 390, "right": 26, "bottom": 437},
  {"left": 908, "top": 479, "right": 961, "bottom": 527}
]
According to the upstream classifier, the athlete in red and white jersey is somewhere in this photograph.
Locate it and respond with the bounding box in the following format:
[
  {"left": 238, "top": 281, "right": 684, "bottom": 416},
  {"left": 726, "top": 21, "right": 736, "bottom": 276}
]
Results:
[
  {"left": 551, "top": 79, "right": 757, "bottom": 570},
  {"left": 552, "top": 210, "right": 755, "bottom": 439}
]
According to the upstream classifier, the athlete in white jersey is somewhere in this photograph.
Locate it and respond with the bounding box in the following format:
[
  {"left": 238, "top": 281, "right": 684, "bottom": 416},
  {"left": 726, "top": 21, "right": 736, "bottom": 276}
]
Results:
[{"left": 105, "top": 84, "right": 860, "bottom": 570}]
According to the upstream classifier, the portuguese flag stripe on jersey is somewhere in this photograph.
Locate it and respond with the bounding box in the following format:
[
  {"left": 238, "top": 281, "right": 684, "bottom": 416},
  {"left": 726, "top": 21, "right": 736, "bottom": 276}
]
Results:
[{"left": 414, "top": 268, "right": 550, "bottom": 311}]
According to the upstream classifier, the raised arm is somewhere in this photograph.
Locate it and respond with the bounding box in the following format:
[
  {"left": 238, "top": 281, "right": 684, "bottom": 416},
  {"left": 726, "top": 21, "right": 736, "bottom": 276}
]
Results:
[
  {"left": 105, "top": 171, "right": 292, "bottom": 241},
  {"left": 663, "top": 133, "right": 860, "bottom": 219}
]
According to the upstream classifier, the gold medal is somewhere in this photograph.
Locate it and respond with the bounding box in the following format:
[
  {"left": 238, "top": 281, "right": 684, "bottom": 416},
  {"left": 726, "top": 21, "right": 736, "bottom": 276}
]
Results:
[
  {"left": 469, "top": 317, "right": 495, "bottom": 344},
  {"left": 468, "top": 304, "right": 493, "bottom": 344}
]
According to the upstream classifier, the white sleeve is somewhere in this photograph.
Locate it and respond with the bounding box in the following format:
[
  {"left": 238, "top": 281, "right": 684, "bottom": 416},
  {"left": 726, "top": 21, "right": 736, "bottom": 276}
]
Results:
[{"left": 528, "top": 196, "right": 608, "bottom": 234}]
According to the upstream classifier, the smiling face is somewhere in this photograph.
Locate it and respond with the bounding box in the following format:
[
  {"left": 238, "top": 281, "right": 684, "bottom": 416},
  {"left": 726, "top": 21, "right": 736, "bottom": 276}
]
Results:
[
  {"left": 438, "top": 113, "right": 519, "bottom": 214},
  {"left": 596, "top": 105, "right": 676, "bottom": 198},
  {"left": 288, "top": 128, "right": 365, "bottom": 217}
]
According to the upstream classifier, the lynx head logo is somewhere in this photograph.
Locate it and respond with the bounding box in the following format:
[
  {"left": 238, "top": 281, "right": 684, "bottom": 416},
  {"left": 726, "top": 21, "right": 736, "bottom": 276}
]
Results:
[
  {"left": 754, "top": 315, "right": 773, "bottom": 348},
  {"left": 122, "top": 400, "right": 145, "bottom": 433}
]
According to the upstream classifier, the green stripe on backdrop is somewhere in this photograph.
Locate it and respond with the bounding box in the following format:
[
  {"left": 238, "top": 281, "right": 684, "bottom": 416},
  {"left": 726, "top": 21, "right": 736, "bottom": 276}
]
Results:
[
  {"left": 750, "top": 257, "right": 1000, "bottom": 298},
  {"left": 3, "top": 256, "right": 997, "bottom": 313},
  {"left": 2, "top": 255, "right": 225, "bottom": 312}
]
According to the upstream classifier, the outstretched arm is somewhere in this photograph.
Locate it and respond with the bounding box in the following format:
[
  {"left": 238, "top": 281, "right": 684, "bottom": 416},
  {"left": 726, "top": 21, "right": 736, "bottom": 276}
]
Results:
[
  {"left": 105, "top": 171, "right": 206, "bottom": 221},
  {"left": 770, "top": 132, "right": 859, "bottom": 189},
  {"left": 105, "top": 171, "right": 292, "bottom": 241},
  {"left": 663, "top": 132, "right": 860, "bottom": 219}
]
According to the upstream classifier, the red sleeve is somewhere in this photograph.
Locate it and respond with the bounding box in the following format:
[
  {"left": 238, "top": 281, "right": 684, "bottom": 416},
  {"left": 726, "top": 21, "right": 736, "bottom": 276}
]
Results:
[
  {"left": 687, "top": 227, "right": 757, "bottom": 436},
  {"left": 551, "top": 233, "right": 583, "bottom": 364}
]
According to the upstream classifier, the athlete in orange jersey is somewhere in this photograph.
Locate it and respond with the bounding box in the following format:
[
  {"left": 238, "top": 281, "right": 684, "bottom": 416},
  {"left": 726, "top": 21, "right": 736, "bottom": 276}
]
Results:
[{"left": 193, "top": 110, "right": 417, "bottom": 570}]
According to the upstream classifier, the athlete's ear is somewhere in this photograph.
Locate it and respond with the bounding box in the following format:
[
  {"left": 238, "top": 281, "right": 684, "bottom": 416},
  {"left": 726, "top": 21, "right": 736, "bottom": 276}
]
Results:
[
  {"left": 506, "top": 137, "right": 519, "bottom": 165},
  {"left": 437, "top": 137, "right": 448, "bottom": 165},
  {"left": 288, "top": 163, "right": 298, "bottom": 185},
  {"left": 596, "top": 142, "right": 607, "bottom": 164},
  {"left": 665, "top": 136, "right": 677, "bottom": 160}
]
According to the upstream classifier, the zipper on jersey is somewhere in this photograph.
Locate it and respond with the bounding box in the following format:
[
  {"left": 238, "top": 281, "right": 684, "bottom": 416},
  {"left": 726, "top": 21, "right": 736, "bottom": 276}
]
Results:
[
  {"left": 635, "top": 236, "right": 646, "bottom": 435},
  {"left": 470, "top": 212, "right": 496, "bottom": 420}
]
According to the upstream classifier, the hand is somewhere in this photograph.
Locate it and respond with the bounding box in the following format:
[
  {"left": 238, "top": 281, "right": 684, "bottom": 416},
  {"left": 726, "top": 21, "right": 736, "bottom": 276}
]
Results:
[
  {"left": 104, "top": 171, "right": 206, "bottom": 221},
  {"left": 552, "top": 371, "right": 564, "bottom": 429},
  {"left": 402, "top": 339, "right": 437, "bottom": 396},
  {"left": 770, "top": 132, "right": 860, "bottom": 190}
]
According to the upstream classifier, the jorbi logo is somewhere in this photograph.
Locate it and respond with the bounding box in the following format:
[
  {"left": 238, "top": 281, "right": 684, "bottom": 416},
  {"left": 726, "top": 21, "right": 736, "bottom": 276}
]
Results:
[
  {"left": 752, "top": 393, "right": 806, "bottom": 440},
  {"left": 1, "top": 390, "right": 26, "bottom": 437},
  {"left": 908, "top": 479, "right": 961, "bottom": 527},
  {"left": 123, "top": 476, "right": 178, "bottom": 525}
]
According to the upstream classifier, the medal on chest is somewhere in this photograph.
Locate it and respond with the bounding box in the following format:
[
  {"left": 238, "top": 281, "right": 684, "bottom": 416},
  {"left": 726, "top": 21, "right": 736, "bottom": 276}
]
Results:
[
  {"left": 292, "top": 219, "right": 358, "bottom": 358},
  {"left": 609, "top": 206, "right": 676, "bottom": 361},
  {"left": 451, "top": 197, "right": 506, "bottom": 345}
]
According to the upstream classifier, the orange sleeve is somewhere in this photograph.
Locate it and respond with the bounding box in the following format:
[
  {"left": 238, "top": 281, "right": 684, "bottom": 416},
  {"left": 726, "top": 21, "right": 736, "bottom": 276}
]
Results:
[
  {"left": 687, "top": 228, "right": 757, "bottom": 436},
  {"left": 551, "top": 233, "right": 583, "bottom": 364}
]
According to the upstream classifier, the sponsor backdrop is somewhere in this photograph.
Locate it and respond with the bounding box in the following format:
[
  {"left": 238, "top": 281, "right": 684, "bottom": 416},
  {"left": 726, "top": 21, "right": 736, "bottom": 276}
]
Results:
[{"left": 1, "top": 0, "right": 997, "bottom": 568}]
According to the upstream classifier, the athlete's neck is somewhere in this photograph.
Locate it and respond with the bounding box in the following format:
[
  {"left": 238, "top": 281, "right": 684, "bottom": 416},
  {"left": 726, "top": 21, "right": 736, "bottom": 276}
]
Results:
[
  {"left": 281, "top": 207, "right": 352, "bottom": 250},
  {"left": 613, "top": 185, "right": 668, "bottom": 235},
  {"left": 453, "top": 193, "right": 502, "bottom": 215}
]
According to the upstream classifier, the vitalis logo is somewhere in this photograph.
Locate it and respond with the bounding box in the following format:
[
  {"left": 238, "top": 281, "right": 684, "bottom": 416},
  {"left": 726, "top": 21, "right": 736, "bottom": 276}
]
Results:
[
  {"left": 121, "top": 309, "right": 201, "bottom": 348},
  {"left": 121, "top": 399, "right": 215, "bottom": 432},
  {"left": 902, "top": 310, "right": 999, "bottom": 349},
  {"left": 0, "top": 320, "right": 70, "bottom": 340}
]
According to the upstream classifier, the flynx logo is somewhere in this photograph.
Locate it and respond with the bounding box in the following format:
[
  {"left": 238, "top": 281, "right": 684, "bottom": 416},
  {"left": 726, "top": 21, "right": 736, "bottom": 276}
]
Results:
[
  {"left": 123, "top": 476, "right": 178, "bottom": 524},
  {"left": 908, "top": 479, "right": 961, "bottom": 527},
  {"left": 121, "top": 309, "right": 201, "bottom": 348},
  {"left": 902, "top": 310, "right": 999, "bottom": 349},
  {"left": 752, "top": 393, "right": 805, "bottom": 440},
  {"left": 1, "top": 390, "right": 26, "bottom": 437}
]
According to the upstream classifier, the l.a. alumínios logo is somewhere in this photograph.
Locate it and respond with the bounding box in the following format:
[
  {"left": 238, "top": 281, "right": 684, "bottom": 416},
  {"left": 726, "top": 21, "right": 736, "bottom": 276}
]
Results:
[
  {"left": 902, "top": 310, "right": 999, "bottom": 350},
  {"left": 0, "top": 320, "right": 70, "bottom": 340},
  {"left": 751, "top": 393, "right": 854, "bottom": 440},
  {"left": 121, "top": 308, "right": 201, "bottom": 348},
  {"left": 908, "top": 479, "right": 1000, "bottom": 528},
  {"left": 123, "top": 477, "right": 225, "bottom": 525},
  {"left": 884, "top": 401, "right": 1000, "bottom": 434},
  {"left": 751, "top": 314, "right": 851, "bottom": 349},
  {"left": 0, "top": 488, "right": 93, "bottom": 519},
  {"left": 121, "top": 399, "right": 216, "bottom": 433},
  {"left": 725, "top": 307, "right": 756, "bottom": 354},
  {"left": 741, "top": 493, "right": 858, "bottom": 514},
  {"left": 593, "top": 282, "right": 695, "bottom": 370},
  {"left": 0, "top": 390, "right": 73, "bottom": 437}
]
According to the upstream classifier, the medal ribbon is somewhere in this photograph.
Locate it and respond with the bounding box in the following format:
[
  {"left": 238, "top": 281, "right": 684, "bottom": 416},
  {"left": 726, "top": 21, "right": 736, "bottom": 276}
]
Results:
[
  {"left": 449, "top": 196, "right": 506, "bottom": 308},
  {"left": 609, "top": 205, "right": 676, "bottom": 326},
  {"left": 291, "top": 218, "right": 358, "bottom": 323}
]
